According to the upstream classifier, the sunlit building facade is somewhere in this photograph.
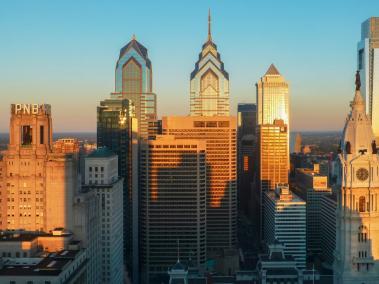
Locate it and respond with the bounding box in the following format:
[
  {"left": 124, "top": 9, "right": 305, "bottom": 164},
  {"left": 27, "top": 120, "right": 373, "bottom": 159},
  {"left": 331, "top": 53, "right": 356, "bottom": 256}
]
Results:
[
  {"left": 190, "top": 11, "right": 229, "bottom": 117},
  {"left": 257, "top": 119, "right": 289, "bottom": 192},
  {"left": 0, "top": 104, "right": 77, "bottom": 232},
  {"left": 140, "top": 135, "right": 207, "bottom": 282},
  {"left": 256, "top": 64, "right": 289, "bottom": 126},
  {"left": 357, "top": 17, "right": 379, "bottom": 140},
  {"left": 112, "top": 35, "right": 157, "bottom": 140},
  {"left": 334, "top": 82, "right": 379, "bottom": 283},
  {"left": 162, "top": 116, "right": 237, "bottom": 252}
]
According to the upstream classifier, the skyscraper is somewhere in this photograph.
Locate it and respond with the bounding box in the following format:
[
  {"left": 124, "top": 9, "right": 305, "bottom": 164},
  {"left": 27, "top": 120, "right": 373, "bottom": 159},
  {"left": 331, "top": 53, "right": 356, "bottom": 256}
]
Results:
[
  {"left": 256, "top": 64, "right": 289, "bottom": 126},
  {"left": 162, "top": 116, "right": 237, "bottom": 253},
  {"left": 97, "top": 98, "right": 139, "bottom": 278},
  {"left": 357, "top": 17, "right": 379, "bottom": 140},
  {"left": 263, "top": 184, "right": 306, "bottom": 269},
  {"left": 0, "top": 104, "right": 77, "bottom": 232},
  {"left": 190, "top": 10, "right": 230, "bottom": 117},
  {"left": 83, "top": 147, "right": 124, "bottom": 283},
  {"left": 111, "top": 35, "right": 157, "bottom": 140},
  {"left": 256, "top": 65, "right": 290, "bottom": 241},
  {"left": 237, "top": 103, "right": 257, "bottom": 217},
  {"left": 257, "top": 119, "right": 289, "bottom": 192},
  {"left": 140, "top": 135, "right": 207, "bottom": 282},
  {"left": 334, "top": 75, "right": 379, "bottom": 283}
]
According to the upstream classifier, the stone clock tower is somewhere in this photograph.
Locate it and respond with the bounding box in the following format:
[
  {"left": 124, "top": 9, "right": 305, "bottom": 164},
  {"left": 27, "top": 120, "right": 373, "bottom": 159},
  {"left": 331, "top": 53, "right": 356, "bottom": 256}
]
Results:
[{"left": 334, "top": 72, "right": 379, "bottom": 283}]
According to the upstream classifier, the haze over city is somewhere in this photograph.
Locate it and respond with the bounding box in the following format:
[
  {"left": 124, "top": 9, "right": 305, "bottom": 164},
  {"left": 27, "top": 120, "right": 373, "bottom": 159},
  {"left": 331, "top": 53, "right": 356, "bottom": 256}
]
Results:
[{"left": 1, "top": 0, "right": 377, "bottom": 132}]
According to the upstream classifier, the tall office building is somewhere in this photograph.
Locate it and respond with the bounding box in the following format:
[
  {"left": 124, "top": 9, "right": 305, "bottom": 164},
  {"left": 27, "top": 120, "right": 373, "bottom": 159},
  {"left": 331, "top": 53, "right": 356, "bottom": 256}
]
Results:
[
  {"left": 293, "top": 133, "right": 302, "bottom": 153},
  {"left": 190, "top": 10, "right": 230, "bottom": 117},
  {"left": 334, "top": 76, "right": 379, "bottom": 283},
  {"left": 264, "top": 184, "right": 306, "bottom": 269},
  {"left": 357, "top": 17, "right": 379, "bottom": 140},
  {"left": 82, "top": 148, "right": 124, "bottom": 283},
  {"left": 97, "top": 98, "right": 139, "bottom": 279},
  {"left": 256, "top": 65, "right": 290, "bottom": 241},
  {"left": 256, "top": 64, "right": 289, "bottom": 126},
  {"left": 257, "top": 119, "right": 289, "bottom": 192},
  {"left": 293, "top": 167, "right": 332, "bottom": 256},
  {"left": 162, "top": 116, "right": 237, "bottom": 253},
  {"left": 140, "top": 135, "right": 207, "bottom": 282},
  {"left": 320, "top": 193, "right": 336, "bottom": 268},
  {"left": 0, "top": 104, "right": 77, "bottom": 232},
  {"left": 237, "top": 104, "right": 257, "bottom": 217},
  {"left": 111, "top": 35, "right": 157, "bottom": 140}
]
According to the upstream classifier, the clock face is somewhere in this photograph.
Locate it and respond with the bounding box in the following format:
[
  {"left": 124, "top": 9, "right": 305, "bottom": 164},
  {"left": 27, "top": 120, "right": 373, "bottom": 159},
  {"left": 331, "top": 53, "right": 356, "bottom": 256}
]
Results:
[{"left": 356, "top": 168, "right": 369, "bottom": 181}]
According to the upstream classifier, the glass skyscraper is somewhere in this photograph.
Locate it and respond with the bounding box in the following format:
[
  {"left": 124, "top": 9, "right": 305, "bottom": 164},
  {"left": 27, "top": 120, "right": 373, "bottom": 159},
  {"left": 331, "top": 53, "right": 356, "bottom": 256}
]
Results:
[
  {"left": 97, "top": 98, "right": 139, "bottom": 280},
  {"left": 358, "top": 17, "right": 379, "bottom": 140},
  {"left": 190, "top": 10, "right": 229, "bottom": 117},
  {"left": 112, "top": 35, "right": 157, "bottom": 140}
]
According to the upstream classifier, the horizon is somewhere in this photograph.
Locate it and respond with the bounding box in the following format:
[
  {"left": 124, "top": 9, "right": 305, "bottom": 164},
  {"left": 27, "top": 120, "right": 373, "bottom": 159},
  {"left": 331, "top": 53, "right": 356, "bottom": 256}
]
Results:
[{"left": 1, "top": 0, "right": 377, "bottom": 132}]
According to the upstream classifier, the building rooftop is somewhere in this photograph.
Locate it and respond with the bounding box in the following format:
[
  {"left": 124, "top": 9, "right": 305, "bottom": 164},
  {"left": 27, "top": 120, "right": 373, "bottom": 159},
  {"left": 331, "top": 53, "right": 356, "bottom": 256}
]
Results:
[
  {"left": 265, "top": 64, "right": 280, "bottom": 76},
  {"left": 0, "top": 249, "right": 83, "bottom": 276},
  {"left": 0, "top": 233, "right": 38, "bottom": 242},
  {"left": 87, "top": 147, "right": 115, "bottom": 158}
]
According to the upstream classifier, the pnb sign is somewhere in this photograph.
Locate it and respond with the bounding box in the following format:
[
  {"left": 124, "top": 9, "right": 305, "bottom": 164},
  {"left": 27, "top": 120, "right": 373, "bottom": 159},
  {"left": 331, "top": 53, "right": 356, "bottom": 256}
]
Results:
[{"left": 11, "top": 104, "right": 51, "bottom": 115}]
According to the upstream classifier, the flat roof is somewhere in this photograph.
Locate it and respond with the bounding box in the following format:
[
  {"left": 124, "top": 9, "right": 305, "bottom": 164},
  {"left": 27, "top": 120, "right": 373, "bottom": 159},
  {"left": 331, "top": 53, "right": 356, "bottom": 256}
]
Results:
[{"left": 0, "top": 250, "right": 83, "bottom": 276}]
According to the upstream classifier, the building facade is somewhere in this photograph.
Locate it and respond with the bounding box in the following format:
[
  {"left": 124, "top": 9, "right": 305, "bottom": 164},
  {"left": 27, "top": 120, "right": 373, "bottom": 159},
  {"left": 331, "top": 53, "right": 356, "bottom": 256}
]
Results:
[
  {"left": 0, "top": 104, "right": 77, "bottom": 232},
  {"left": 257, "top": 119, "right": 289, "bottom": 192},
  {"left": 264, "top": 185, "right": 306, "bottom": 269},
  {"left": 293, "top": 167, "right": 332, "bottom": 255},
  {"left": 81, "top": 148, "right": 124, "bottom": 284},
  {"left": 320, "top": 194, "right": 336, "bottom": 268},
  {"left": 162, "top": 116, "right": 237, "bottom": 253},
  {"left": 140, "top": 135, "right": 207, "bottom": 282},
  {"left": 237, "top": 104, "right": 257, "bottom": 217},
  {"left": 190, "top": 10, "right": 229, "bottom": 117},
  {"left": 256, "top": 64, "right": 289, "bottom": 126},
  {"left": 334, "top": 79, "right": 379, "bottom": 283},
  {"left": 97, "top": 98, "right": 138, "bottom": 277},
  {"left": 357, "top": 17, "right": 379, "bottom": 140},
  {"left": 112, "top": 36, "right": 157, "bottom": 140}
]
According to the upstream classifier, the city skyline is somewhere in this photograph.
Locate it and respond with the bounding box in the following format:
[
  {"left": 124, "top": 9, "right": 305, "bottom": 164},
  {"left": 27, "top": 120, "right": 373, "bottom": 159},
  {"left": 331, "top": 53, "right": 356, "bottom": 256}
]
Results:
[{"left": 1, "top": 0, "right": 378, "bottom": 132}]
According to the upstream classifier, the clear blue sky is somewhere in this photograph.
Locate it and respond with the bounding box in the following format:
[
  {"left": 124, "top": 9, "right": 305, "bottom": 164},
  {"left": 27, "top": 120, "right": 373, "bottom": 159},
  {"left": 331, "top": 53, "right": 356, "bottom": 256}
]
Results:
[{"left": 0, "top": 0, "right": 377, "bottom": 132}]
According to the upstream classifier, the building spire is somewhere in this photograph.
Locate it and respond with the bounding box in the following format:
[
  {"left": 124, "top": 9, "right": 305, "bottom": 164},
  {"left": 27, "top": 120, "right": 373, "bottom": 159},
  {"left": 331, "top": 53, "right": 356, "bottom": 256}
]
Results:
[
  {"left": 177, "top": 239, "right": 180, "bottom": 262},
  {"left": 208, "top": 9, "right": 212, "bottom": 42},
  {"left": 355, "top": 70, "right": 361, "bottom": 91},
  {"left": 132, "top": 34, "right": 136, "bottom": 41}
]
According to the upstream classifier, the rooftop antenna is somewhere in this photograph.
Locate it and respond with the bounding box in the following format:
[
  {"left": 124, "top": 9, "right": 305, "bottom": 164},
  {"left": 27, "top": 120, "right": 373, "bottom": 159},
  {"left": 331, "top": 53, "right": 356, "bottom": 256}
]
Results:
[
  {"left": 208, "top": 9, "right": 212, "bottom": 41},
  {"left": 177, "top": 239, "right": 180, "bottom": 262}
]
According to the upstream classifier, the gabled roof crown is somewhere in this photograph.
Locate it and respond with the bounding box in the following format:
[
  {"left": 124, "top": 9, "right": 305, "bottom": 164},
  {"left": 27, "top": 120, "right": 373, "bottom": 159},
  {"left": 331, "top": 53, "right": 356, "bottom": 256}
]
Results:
[{"left": 265, "top": 64, "right": 281, "bottom": 76}]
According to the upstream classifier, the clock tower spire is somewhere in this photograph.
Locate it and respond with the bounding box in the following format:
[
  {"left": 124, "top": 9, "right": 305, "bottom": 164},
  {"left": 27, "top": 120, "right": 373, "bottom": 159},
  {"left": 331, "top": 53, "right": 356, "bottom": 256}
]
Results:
[{"left": 334, "top": 72, "right": 379, "bottom": 283}]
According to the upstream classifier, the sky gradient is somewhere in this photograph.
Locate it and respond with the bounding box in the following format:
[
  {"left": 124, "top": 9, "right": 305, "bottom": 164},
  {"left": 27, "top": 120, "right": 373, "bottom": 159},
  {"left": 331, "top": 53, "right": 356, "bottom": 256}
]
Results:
[{"left": 0, "top": 0, "right": 378, "bottom": 132}]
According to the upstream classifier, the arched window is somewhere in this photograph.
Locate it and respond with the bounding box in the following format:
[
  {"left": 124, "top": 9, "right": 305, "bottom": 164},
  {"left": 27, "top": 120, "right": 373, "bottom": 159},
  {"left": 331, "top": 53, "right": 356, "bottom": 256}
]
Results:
[{"left": 359, "top": 196, "right": 366, "bottom": 212}]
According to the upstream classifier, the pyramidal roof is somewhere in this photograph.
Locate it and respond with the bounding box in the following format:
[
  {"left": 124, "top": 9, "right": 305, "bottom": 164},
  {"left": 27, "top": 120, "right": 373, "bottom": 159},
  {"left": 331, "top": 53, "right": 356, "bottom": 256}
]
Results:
[
  {"left": 119, "top": 35, "right": 148, "bottom": 60},
  {"left": 265, "top": 64, "right": 280, "bottom": 76}
]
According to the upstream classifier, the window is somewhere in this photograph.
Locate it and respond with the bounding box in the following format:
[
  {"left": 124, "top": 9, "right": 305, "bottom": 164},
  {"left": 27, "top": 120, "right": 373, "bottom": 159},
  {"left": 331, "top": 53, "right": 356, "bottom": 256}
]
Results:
[
  {"left": 40, "top": 125, "right": 44, "bottom": 144},
  {"left": 21, "top": 125, "right": 33, "bottom": 145},
  {"left": 359, "top": 196, "right": 366, "bottom": 212}
]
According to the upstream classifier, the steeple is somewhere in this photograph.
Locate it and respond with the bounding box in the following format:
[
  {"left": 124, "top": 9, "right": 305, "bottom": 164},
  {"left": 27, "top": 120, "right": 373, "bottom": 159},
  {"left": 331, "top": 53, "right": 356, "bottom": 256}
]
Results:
[
  {"left": 208, "top": 9, "right": 212, "bottom": 42},
  {"left": 341, "top": 71, "right": 374, "bottom": 156}
]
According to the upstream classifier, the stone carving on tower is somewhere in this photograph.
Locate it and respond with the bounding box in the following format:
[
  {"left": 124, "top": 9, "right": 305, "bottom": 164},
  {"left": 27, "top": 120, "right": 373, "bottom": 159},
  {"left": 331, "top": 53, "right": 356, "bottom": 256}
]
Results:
[{"left": 334, "top": 71, "right": 379, "bottom": 283}]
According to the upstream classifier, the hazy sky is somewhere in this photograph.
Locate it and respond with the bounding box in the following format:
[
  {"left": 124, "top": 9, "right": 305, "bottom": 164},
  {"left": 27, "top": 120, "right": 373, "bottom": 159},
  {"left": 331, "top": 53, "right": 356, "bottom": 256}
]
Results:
[{"left": 0, "top": 0, "right": 377, "bottom": 132}]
